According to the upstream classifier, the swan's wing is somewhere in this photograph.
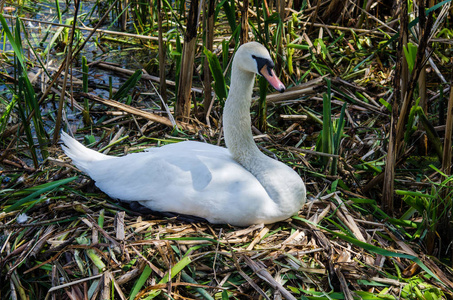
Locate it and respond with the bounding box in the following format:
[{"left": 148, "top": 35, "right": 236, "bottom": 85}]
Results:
[{"left": 82, "top": 141, "right": 274, "bottom": 222}]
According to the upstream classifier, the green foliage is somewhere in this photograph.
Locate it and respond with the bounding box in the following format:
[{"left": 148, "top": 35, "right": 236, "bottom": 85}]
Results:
[
  {"left": 172, "top": 35, "right": 182, "bottom": 101},
  {"left": 222, "top": 39, "right": 229, "bottom": 71},
  {"left": 403, "top": 42, "right": 418, "bottom": 73},
  {"left": 316, "top": 79, "right": 347, "bottom": 175},
  {"left": 0, "top": 15, "right": 48, "bottom": 166},
  {"left": 203, "top": 47, "right": 227, "bottom": 103},
  {"left": 82, "top": 56, "right": 91, "bottom": 126},
  {"left": 217, "top": 0, "right": 237, "bottom": 43},
  {"left": 55, "top": 0, "right": 62, "bottom": 24},
  {"left": 397, "top": 166, "right": 453, "bottom": 240},
  {"left": 404, "top": 97, "right": 443, "bottom": 160},
  {"left": 82, "top": 56, "right": 89, "bottom": 93}
]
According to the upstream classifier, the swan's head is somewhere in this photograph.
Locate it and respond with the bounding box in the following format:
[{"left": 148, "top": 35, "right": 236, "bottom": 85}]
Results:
[{"left": 234, "top": 42, "right": 285, "bottom": 93}]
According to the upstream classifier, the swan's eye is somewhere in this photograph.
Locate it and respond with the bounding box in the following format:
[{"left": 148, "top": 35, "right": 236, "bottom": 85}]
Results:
[{"left": 252, "top": 55, "right": 257, "bottom": 59}]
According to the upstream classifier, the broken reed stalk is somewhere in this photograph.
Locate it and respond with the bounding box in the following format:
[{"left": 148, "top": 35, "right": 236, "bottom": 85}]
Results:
[
  {"left": 322, "top": 0, "right": 346, "bottom": 23},
  {"left": 203, "top": 0, "right": 215, "bottom": 119},
  {"left": 381, "top": 0, "right": 409, "bottom": 214},
  {"left": 121, "top": 0, "right": 128, "bottom": 31},
  {"left": 176, "top": 0, "right": 200, "bottom": 120},
  {"left": 382, "top": 0, "right": 433, "bottom": 214},
  {"left": 157, "top": 0, "right": 167, "bottom": 105},
  {"left": 308, "top": 0, "right": 322, "bottom": 33},
  {"left": 418, "top": 58, "right": 428, "bottom": 154},
  {"left": 240, "top": 0, "right": 249, "bottom": 45},
  {"left": 382, "top": 112, "right": 396, "bottom": 214},
  {"left": 53, "top": 0, "right": 80, "bottom": 144},
  {"left": 395, "top": 6, "right": 433, "bottom": 150}
]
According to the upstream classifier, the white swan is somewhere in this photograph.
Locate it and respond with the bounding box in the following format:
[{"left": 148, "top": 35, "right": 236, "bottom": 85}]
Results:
[{"left": 61, "top": 42, "right": 306, "bottom": 226}]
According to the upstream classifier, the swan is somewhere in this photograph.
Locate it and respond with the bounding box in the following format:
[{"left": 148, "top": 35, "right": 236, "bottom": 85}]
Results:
[{"left": 61, "top": 42, "right": 306, "bottom": 226}]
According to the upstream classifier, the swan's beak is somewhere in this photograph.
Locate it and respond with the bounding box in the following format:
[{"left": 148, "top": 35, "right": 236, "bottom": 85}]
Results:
[{"left": 260, "top": 65, "right": 285, "bottom": 93}]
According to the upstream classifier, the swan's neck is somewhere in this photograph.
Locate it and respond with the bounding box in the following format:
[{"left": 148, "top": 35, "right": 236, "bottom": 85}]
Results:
[
  {"left": 223, "top": 65, "right": 263, "bottom": 167},
  {"left": 222, "top": 61, "right": 305, "bottom": 218}
]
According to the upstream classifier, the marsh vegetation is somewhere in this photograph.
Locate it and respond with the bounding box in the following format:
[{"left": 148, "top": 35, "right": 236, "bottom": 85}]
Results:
[{"left": 1, "top": 0, "right": 453, "bottom": 299}]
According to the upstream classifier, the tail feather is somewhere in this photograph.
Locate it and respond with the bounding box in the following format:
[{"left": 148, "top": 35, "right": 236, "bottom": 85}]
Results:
[{"left": 61, "top": 131, "right": 111, "bottom": 173}]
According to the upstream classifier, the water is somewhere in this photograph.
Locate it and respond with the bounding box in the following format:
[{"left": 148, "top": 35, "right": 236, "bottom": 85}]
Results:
[{"left": 1, "top": 0, "right": 159, "bottom": 129}]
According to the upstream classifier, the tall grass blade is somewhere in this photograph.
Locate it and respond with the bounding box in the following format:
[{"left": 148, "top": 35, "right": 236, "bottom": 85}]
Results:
[
  {"left": 2, "top": 16, "right": 48, "bottom": 165},
  {"left": 112, "top": 69, "right": 143, "bottom": 101},
  {"left": 0, "top": 15, "right": 25, "bottom": 68},
  {"left": 141, "top": 256, "right": 192, "bottom": 299},
  {"left": 0, "top": 92, "right": 18, "bottom": 135},
  {"left": 203, "top": 48, "right": 227, "bottom": 103},
  {"left": 82, "top": 56, "right": 89, "bottom": 93},
  {"left": 331, "top": 103, "right": 346, "bottom": 175},
  {"left": 220, "top": 0, "right": 237, "bottom": 42},
  {"left": 203, "top": 0, "right": 216, "bottom": 117},
  {"left": 55, "top": 0, "right": 62, "bottom": 23},
  {"left": 221, "top": 39, "right": 229, "bottom": 71},
  {"left": 4, "top": 177, "right": 77, "bottom": 213},
  {"left": 173, "top": 34, "right": 182, "bottom": 101},
  {"left": 403, "top": 42, "right": 417, "bottom": 73},
  {"left": 81, "top": 56, "right": 91, "bottom": 125},
  {"left": 322, "top": 79, "right": 332, "bottom": 167},
  {"left": 128, "top": 265, "right": 152, "bottom": 300}
]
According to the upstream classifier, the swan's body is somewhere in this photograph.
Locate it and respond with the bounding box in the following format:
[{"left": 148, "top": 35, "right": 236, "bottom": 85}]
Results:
[{"left": 61, "top": 42, "right": 306, "bottom": 226}]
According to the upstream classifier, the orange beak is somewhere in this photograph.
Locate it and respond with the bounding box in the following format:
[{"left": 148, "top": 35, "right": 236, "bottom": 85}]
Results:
[{"left": 260, "top": 65, "right": 285, "bottom": 93}]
